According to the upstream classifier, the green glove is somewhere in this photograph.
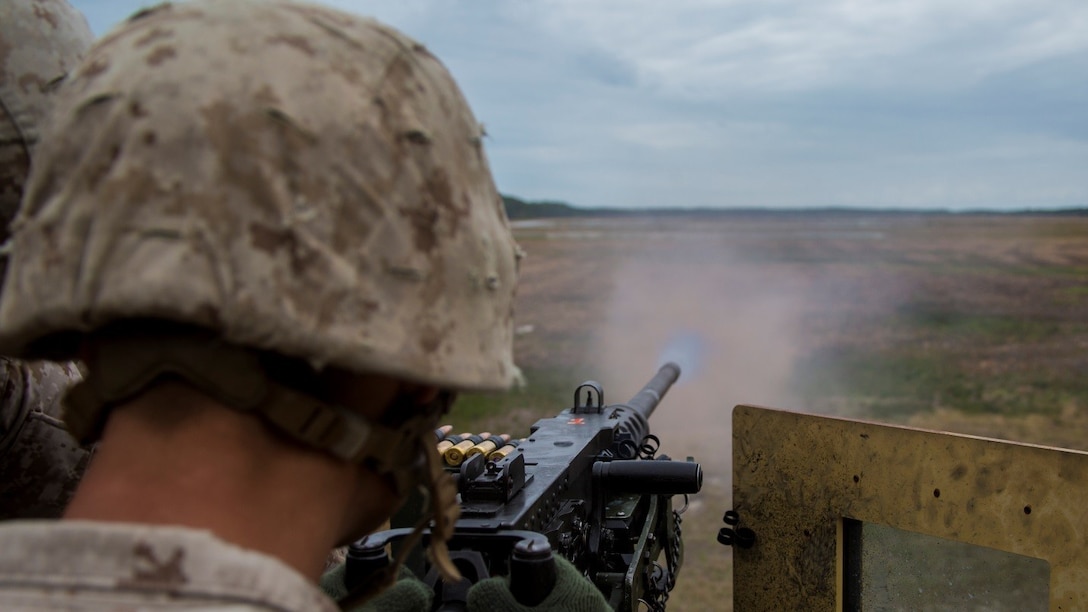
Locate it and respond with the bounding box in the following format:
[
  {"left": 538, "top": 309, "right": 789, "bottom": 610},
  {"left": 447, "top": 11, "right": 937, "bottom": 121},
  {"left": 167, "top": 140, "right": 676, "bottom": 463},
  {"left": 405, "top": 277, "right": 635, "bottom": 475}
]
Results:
[
  {"left": 466, "top": 554, "right": 611, "bottom": 612},
  {"left": 320, "top": 563, "right": 433, "bottom": 612}
]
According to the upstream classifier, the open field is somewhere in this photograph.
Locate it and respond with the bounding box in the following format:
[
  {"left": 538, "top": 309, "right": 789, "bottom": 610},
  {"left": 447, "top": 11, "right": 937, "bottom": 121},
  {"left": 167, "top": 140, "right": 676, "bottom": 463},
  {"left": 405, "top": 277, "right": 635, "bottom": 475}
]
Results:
[{"left": 447, "top": 212, "right": 1088, "bottom": 611}]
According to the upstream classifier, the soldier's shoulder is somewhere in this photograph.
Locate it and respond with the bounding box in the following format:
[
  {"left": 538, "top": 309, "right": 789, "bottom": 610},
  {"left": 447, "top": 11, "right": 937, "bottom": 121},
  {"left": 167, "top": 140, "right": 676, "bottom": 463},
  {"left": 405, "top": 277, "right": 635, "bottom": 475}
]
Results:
[
  {"left": 0, "top": 521, "right": 341, "bottom": 611},
  {"left": 0, "top": 357, "right": 88, "bottom": 520},
  {"left": 22, "top": 359, "right": 82, "bottom": 419}
]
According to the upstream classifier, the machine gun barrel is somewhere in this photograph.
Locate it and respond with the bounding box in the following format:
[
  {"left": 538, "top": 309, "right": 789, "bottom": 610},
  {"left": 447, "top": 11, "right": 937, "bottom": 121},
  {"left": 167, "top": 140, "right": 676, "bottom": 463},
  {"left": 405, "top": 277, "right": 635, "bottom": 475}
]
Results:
[
  {"left": 607, "top": 362, "right": 681, "bottom": 453},
  {"left": 626, "top": 362, "right": 681, "bottom": 419}
]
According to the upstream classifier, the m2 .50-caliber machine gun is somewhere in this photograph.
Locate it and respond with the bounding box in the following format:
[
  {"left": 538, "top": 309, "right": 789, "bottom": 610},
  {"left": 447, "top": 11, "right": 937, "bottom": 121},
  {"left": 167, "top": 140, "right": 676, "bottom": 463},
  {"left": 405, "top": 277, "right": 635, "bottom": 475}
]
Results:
[{"left": 345, "top": 363, "right": 703, "bottom": 611}]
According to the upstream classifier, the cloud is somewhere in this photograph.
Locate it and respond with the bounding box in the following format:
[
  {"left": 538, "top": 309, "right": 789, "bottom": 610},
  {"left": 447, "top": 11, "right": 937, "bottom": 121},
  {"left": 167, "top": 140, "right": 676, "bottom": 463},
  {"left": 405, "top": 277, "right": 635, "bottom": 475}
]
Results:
[
  {"left": 524, "top": 0, "right": 1088, "bottom": 96},
  {"left": 67, "top": 0, "right": 1088, "bottom": 209}
]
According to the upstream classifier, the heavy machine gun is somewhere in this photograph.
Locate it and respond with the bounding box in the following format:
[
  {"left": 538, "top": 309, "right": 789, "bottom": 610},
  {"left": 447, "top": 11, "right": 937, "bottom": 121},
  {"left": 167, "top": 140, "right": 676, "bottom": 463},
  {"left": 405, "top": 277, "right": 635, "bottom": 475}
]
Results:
[{"left": 345, "top": 362, "right": 703, "bottom": 611}]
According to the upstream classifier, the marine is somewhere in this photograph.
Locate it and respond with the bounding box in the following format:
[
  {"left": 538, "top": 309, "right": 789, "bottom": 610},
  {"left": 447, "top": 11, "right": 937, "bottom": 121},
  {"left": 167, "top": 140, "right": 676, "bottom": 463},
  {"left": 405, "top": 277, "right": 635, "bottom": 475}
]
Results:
[
  {"left": 0, "top": 1, "right": 607, "bottom": 610},
  {"left": 0, "top": 0, "right": 95, "bottom": 519}
]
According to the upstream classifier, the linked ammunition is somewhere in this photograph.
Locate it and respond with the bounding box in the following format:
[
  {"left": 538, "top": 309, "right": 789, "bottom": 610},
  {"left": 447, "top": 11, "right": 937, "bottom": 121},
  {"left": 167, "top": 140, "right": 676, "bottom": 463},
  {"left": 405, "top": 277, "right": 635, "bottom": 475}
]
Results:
[
  {"left": 444, "top": 432, "right": 491, "bottom": 466},
  {"left": 465, "top": 433, "right": 511, "bottom": 459},
  {"left": 488, "top": 438, "right": 524, "bottom": 461},
  {"left": 434, "top": 425, "right": 453, "bottom": 441},
  {"left": 437, "top": 432, "right": 473, "bottom": 455}
]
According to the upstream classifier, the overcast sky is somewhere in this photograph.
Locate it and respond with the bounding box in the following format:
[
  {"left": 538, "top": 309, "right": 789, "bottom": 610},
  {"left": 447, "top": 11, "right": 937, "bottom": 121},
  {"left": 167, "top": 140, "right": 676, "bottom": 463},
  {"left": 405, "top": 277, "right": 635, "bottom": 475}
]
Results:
[{"left": 71, "top": 0, "right": 1087, "bottom": 210}]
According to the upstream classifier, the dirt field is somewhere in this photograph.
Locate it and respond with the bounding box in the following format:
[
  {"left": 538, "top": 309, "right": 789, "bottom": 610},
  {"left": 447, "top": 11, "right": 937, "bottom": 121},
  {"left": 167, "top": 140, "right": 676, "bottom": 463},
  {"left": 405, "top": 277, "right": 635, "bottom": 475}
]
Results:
[{"left": 449, "top": 212, "right": 1088, "bottom": 611}]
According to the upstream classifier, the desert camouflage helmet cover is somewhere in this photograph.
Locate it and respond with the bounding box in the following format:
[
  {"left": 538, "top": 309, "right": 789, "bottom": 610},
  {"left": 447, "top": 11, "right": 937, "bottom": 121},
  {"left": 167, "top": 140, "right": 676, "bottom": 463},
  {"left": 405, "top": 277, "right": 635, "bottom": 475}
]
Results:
[
  {"left": 0, "top": 0, "right": 522, "bottom": 391},
  {"left": 0, "top": 0, "right": 93, "bottom": 246}
]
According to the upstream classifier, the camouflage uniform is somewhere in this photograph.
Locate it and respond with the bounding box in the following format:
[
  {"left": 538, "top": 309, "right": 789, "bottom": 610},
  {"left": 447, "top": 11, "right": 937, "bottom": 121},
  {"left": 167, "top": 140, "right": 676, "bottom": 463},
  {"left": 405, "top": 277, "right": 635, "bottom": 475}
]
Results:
[
  {"left": 0, "top": 521, "right": 338, "bottom": 611},
  {"left": 0, "top": 359, "right": 87, "bottom": 519},
  {"left": 0, "top": 0, "right": 521, "bottom": 608},
  {"left": 0, "top": 0, "right": 95, "bottom": 520}
]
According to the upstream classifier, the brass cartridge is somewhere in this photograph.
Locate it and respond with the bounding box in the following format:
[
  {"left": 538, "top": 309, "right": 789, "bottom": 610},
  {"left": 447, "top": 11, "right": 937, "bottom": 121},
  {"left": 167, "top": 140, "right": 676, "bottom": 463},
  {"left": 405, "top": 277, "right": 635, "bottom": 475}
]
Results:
[
  {"left": 487, "top": 438, "right": 524, "bottom": 461},
  {"left": 444, "top": 432, "right": 491, "bottom": 466},
  {"left": 437, "top": 432, "right": 473, "bottom": 455},
  {"left": 434, "top": 425, "right": 454, "bottom": 441},
  {"left": 466, "top": 433, "right": 511, "bottom": 459}
]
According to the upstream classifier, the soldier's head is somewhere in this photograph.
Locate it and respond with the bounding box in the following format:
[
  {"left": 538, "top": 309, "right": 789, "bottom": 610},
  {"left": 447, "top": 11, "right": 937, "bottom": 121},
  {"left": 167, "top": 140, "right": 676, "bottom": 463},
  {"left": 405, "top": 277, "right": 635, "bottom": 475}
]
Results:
[
  {"left": 0, "top": 0, "right": 94, "bottom": 274},
  {"left": 0, "top": 0, "right": 520, "bottom": 536}
]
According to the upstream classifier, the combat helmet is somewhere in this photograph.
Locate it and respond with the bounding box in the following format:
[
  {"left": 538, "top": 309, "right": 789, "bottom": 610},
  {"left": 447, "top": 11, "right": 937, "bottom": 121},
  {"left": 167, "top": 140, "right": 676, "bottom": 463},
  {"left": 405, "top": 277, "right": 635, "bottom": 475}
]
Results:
[
  {"left": 0, "top": 0, "right": 94, "bottom": 254},
  {"left": 0, "top": 0, "right": 520, "bottom": 392}
]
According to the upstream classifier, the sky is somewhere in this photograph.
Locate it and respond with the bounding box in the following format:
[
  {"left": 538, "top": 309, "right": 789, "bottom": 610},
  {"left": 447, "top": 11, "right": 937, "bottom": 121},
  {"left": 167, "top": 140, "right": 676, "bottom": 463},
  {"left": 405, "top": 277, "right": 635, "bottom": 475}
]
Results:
[{"left": 70, "top": 0, "right": 1088, "bottom": 211}]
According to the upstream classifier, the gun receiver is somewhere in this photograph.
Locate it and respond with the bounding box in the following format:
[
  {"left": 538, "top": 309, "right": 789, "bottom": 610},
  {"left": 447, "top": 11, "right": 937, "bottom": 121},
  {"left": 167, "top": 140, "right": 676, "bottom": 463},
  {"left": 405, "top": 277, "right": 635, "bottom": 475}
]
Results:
[{"left": 347, "top": 363, "right": 702, "bottom": 611}]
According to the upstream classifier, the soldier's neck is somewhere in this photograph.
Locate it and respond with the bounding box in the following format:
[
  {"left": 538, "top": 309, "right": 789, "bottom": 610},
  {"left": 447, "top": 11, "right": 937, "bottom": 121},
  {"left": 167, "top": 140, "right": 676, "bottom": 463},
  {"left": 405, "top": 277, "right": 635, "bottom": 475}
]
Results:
[{"left": 63, "top": 381, "right": 373, "bottom": 581}]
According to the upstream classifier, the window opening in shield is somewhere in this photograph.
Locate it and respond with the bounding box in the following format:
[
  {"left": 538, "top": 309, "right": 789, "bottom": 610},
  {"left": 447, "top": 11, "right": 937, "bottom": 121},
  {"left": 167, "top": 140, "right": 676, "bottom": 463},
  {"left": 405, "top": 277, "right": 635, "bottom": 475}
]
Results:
[{"left": 842, "top": 518, "right": 1049, "bottom": 611}]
